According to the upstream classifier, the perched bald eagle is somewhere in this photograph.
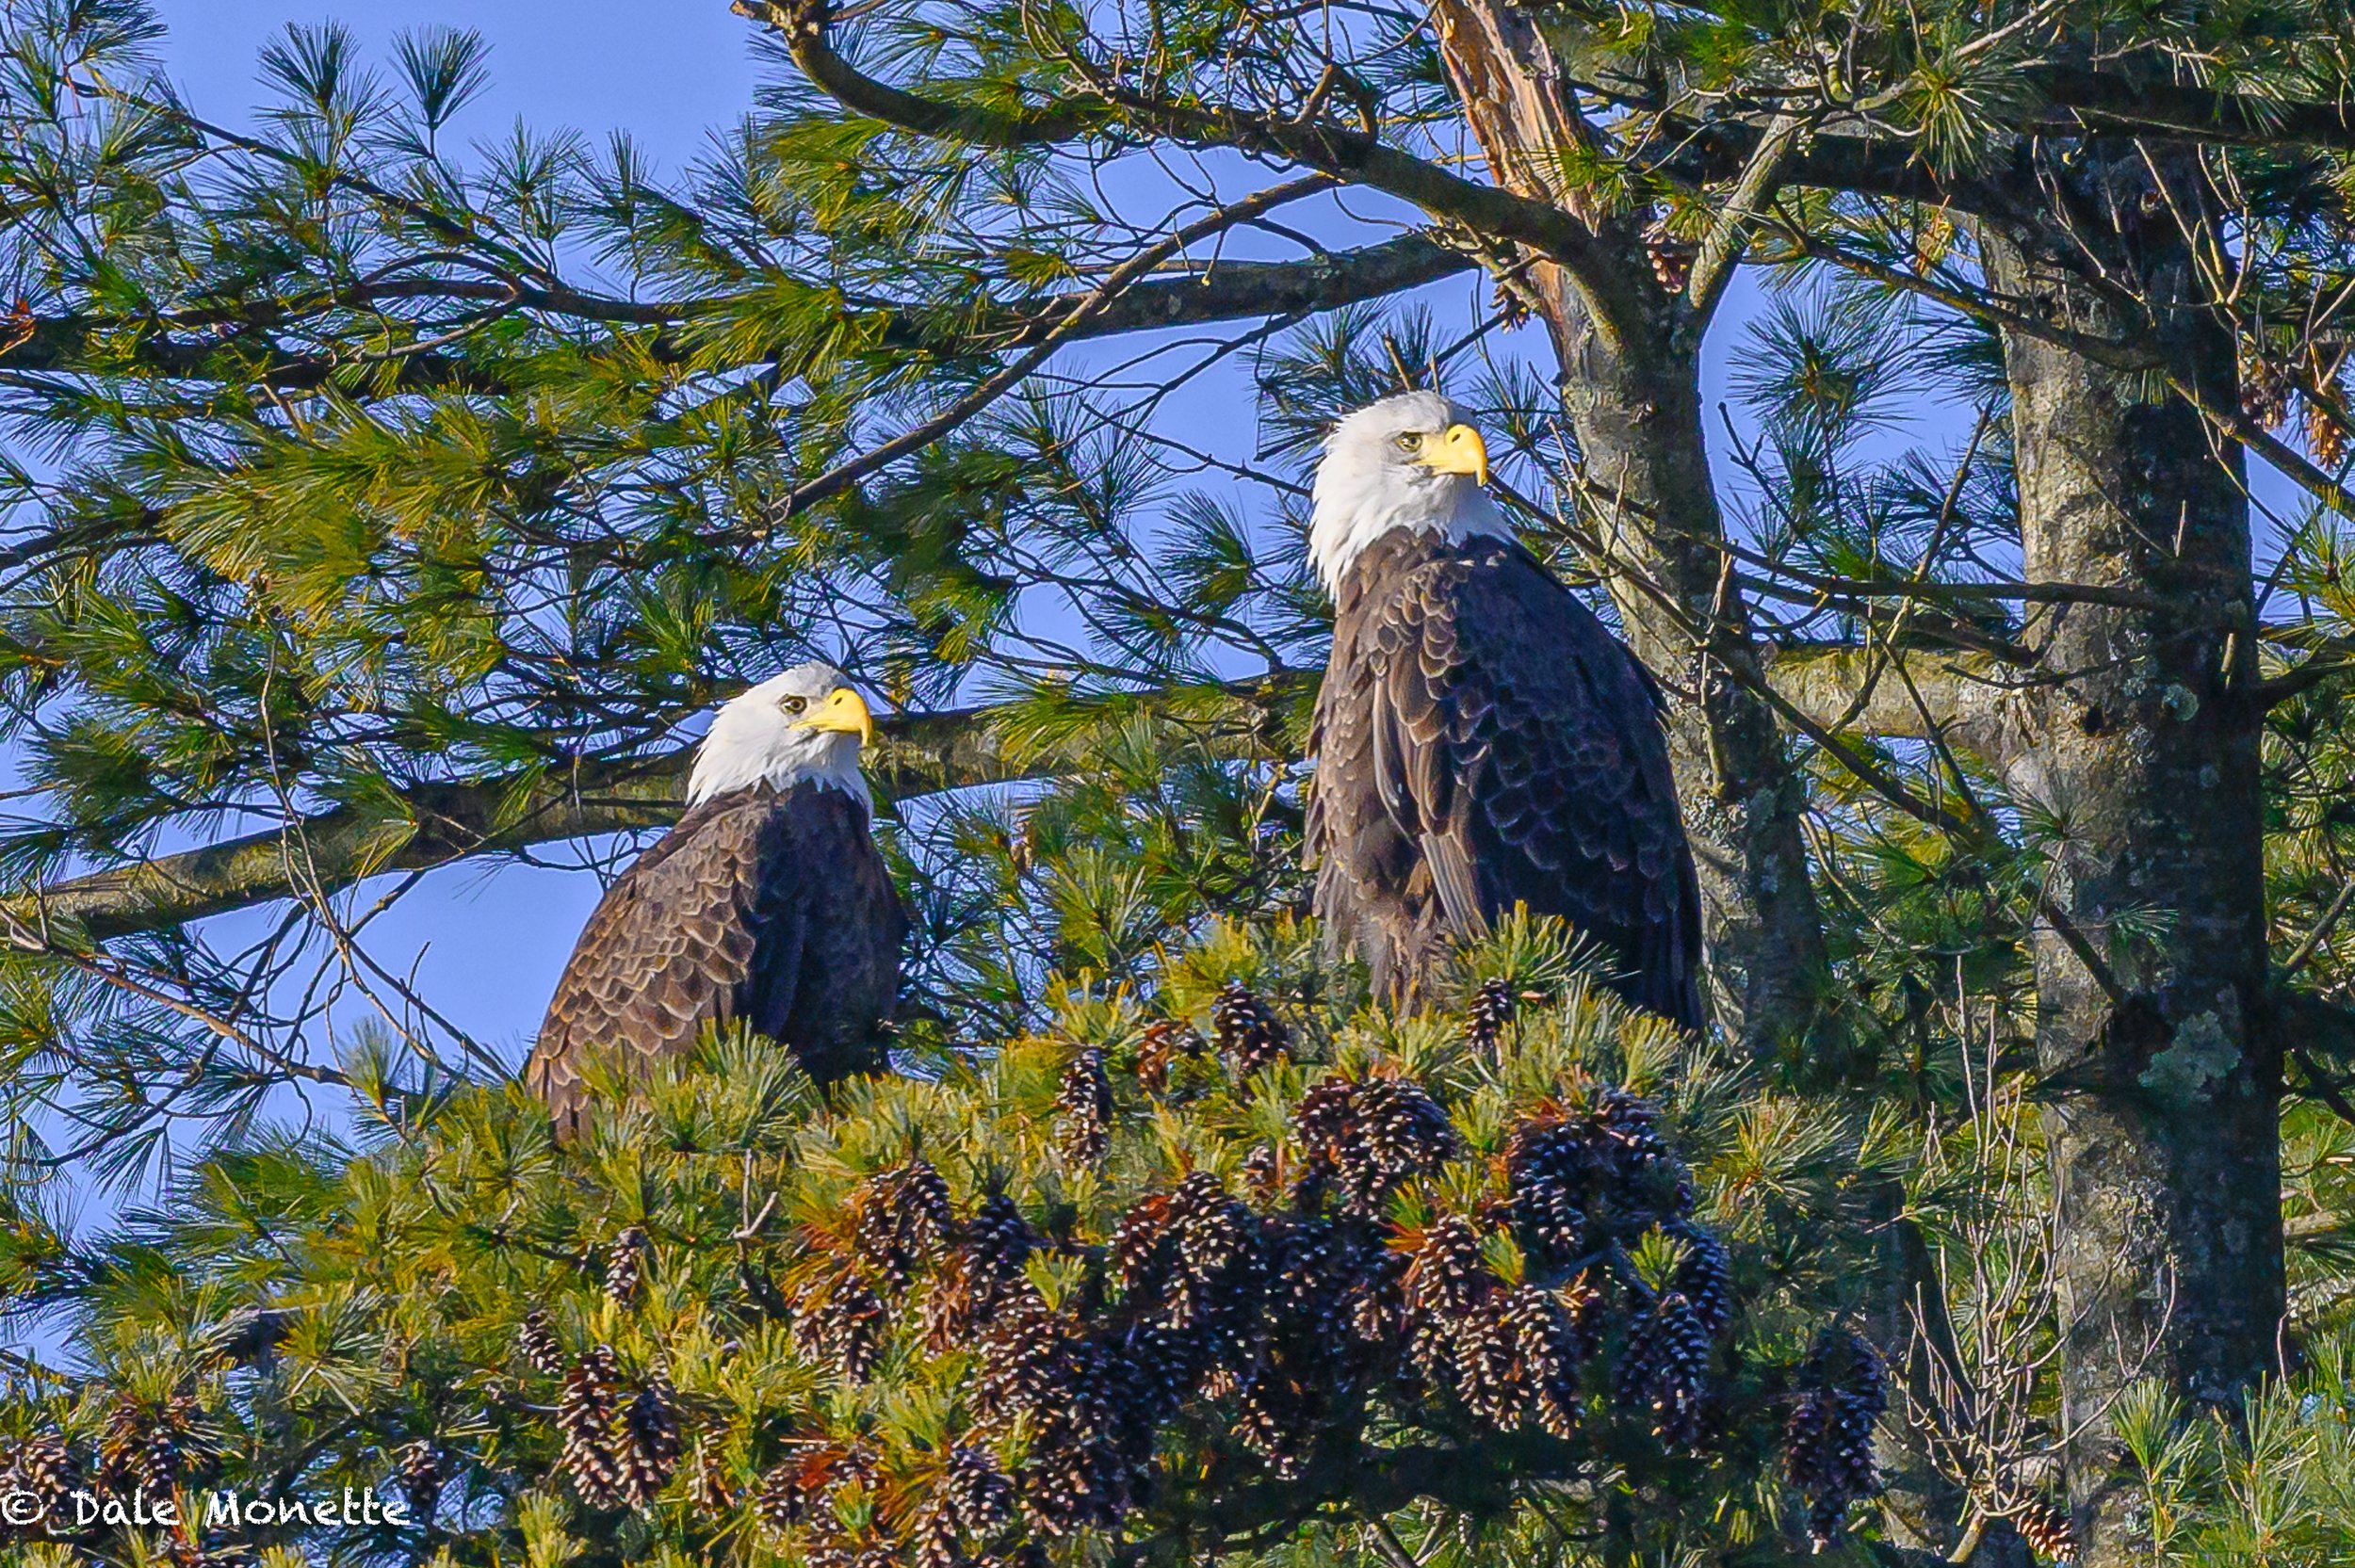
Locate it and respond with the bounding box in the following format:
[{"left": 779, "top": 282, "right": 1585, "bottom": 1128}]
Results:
[
  {"left": 1303, "top": 392, "right": 1703, "bottom": 1029},
  {"left": 526, "top": 663, "right": 907, "bottom": 1133}
]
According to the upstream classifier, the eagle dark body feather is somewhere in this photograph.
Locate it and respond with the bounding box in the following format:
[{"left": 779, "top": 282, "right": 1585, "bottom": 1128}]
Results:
[
  {"left": 526, "top": 780, "right": 906, "bottom": 1133},
  {"left": 1307, "top": 530, "right": 1703, "bottom": 1029}
]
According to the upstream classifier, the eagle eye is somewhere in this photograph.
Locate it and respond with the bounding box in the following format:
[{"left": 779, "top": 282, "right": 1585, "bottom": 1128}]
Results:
[
  {"left": 1394, "top": 432, "right": 1421, "bottom": 452},
  {"left": 780, "top": 695, "right": 808, "bottom": 714}
]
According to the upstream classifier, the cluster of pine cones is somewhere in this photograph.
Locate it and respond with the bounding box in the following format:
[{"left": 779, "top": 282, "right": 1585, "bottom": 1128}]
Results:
[
  {"left": 732, "top": 983, "right": 1756, "bottom": 1557},
  {"left": 523, "top": 983, "right": 1879, "bottom": 1564},
  {"left": 2237, "top": 335, "right": 2351, "bottom": 466},
  {"left": 3, "top": 1398, "right": 219, "bottom": 1559},
  {"left": 1783, "top": 1328, "right": 1889, "bottom": 1548},
  {"left": 549, "top": 1342, "right": 682, "bottom": 1511},
  {"left": 95, "top": 1393, "right": 213, "bottom": 1499}
]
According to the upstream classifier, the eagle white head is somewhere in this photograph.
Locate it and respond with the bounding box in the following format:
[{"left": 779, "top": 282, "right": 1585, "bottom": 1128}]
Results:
[
  {"left": 686, "top": 662, "right": 876, "bottom": 810},
  {"left": 1307, "top": 390, "right": 1509, "bottom": 592}
]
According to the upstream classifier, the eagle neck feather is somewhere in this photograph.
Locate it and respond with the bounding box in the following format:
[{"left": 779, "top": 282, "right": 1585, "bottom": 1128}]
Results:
[
  {"left": 686, "top": 736, "right": 870, "bottom": 813},
  {"left": 1309, "top": 470, "right": 1511, "bottom": 592}
]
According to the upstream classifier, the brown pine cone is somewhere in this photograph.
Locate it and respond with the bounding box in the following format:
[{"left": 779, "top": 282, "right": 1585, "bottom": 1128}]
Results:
[
  {"left": 1054, "top": 1047, "right": 1113, "bottom": 1165},
  {"left": 606, "top": 1225, "right": 649, "bottom": 1304},
  {"left": 2011, "top": 1497, "right": 2078, "bottom": 1563},
  {"left": 518, "top": 1308, "right": 566, "bottom": 1376},
  {"left": 1135, "top": 1018, "right": 1205, "bottom": 1094},
  {"left": 1210, "top": 982, "right": 1290, "bottom": 1074},
  {"left": 396, "top": 1439, "right": 441, "bottom": 1522},
  {"left": 1464, "top": 978, "right": 1516, "bottom": 1058},
  {"left": 853, "top": 1159, "right": 954, "bottom": 1292},
  {"left": 557, "top": 1346, "right": 627, "bottom": 1509}
]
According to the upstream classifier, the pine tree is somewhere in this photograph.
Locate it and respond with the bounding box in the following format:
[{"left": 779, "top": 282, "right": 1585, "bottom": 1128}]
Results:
[{"left": 8, "top": 3, "right": 2355, "bottom": 1563}]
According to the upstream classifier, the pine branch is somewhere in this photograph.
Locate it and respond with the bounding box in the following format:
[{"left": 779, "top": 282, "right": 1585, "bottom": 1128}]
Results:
[
  {"left": 2, "top": 238, "right": 1472, "bottom": 391},
  {"left": 14, "top": 639, "right": 2029, "bottom": 946},
  {"left": 1635, "top": 111, "right": 1985, "bottom": 211},
  {"left": 744, "top": 0, "right": 1603, "bottom": 268},
  {"left": 11, "top": 681, "right": 1307, "bottom": 944},
  {"left": 732, "top": 0, "right": 1096, "bottom": 145},
  {"left": 773, "top": 176, "right": 1340, "bottom": 515}
]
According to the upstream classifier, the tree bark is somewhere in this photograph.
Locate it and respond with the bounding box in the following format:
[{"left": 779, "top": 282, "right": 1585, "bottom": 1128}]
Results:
[
  {"left": 1430, "top": 0, "right": 1829, "bottom": 1054},
  {"left": 1979, "top": 202, "right": 2282, "bottom": 1564}
]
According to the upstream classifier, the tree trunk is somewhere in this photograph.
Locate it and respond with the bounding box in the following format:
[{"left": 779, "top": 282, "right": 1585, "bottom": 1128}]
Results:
[
  {"left": 1430, "top": 0, "right": 1829, "bottom": 1054},
  {"left": 1979, "top": 202, "right": 2282, "bottom": 1564}
]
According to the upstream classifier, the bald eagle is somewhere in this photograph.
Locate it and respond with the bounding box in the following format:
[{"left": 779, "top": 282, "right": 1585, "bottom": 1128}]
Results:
[
  {"left": 526, "top": 663, "right": 908, "bottom": 1133},
  {"left": 1302, "top": 392, "right": 1703, "bottom": 1029}
]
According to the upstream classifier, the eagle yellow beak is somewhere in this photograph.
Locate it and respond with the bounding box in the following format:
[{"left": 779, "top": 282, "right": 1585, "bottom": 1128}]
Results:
[
  {"left": 1420, "top": 423, "right": 1490, "bottom": 487},
  {"left": 796, "top": 686, "right": 874, "bottom": 749}
]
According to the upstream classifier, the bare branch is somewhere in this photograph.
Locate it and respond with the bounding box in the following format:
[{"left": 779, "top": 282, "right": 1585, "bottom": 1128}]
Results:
[{"left": 1764, "top": 644, "right": 2013, "bottom": 759}]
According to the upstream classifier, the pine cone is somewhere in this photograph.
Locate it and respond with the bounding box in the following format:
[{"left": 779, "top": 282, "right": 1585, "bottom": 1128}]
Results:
[
  {"left": 396, "top": 1439, "right": 441, "bottom": 1522},
  {"left": 853, "top": 1159, "right": 954, "bottom": 1292},
  {"left": 1503, "top": 1285, "right": 1593, "bottom": 1438},
  {"left": 1491, "top": 276, "right": 1531, "bottom": 331},
  {"left": 1055, "top": 1048, "right": 1113, "bottom": 1165},
  {"left": 1210, "top": 981, "right": 1289, "bottom": 1074},
  {"left": 1504, "top": 1114, "right": 1591, "bottom": 1264},
  {"left": 755, "top": 1461, "right": 814, "bottom": 1535},
  {"left": 1616, "top": 1291, "right": 1710, "bottom": 1449},
  {"left": 6, "top": 1431, "right": 79, "bottom": 1518},
  {"left": 518, "top": 1308, "right": 566, "bottom": 1376},
  {"left": 1241, "top": 1143, "right": 1284, "bottom": 1205},
  {"left": 1643, "top": 212, "right": 1695, "bottom": 294},
  {"left": 1294, "top": 1074, "right": 1455, "bottom": 1213},
  {"left": 1784, "top": 1329, "right": 1887, "bottom": 1546},
  {"left": 97, "top": 1393, "right": 205, "bottom": 1497},
  {"left": 1112, "top": 1173, "right": 1270, "bottom": 1390},
  {"left": 2011, "top": 1496, "right": 2078, "bottom": 1563},
  {"left": 928, "top": 1193, "right": 1041, "bottom": 1346},
  {"left": 795, "top": 1270, "right": 888, "bottom": 1382},
  {"left": 2240, "top": 337, "right": 2292, "bottom": 429},
  {"left": 1234, "top": 1364, "right": 1320, "bottom": 1477},
  {"left": 2310, "top": 380, "right": 2349, "bottom": 469},
  {"left": 935, "top": 1444, "right": 1015, "bottom": 1535},
  {"left": 558, "top": 1346, "right": 628, "bottom": 1510},
  {"left": 1591, "top": 1088, "right": 1693, "bottom": 1220},
  {"left": 1464, "top": 978, "right": 1516, "bottom": 1058},
  {"left": 976, "top": 1307, "right": 1096, "bottom": 1434},
  {"left": 619, "top": 1383, "right": 682, "bottom": 1508},
  {"left": 1665, "top": 1218, "right": 1735, "bottom": 1338},
  {"left": 1135, "top": 1018, "right": 1204, "bottom": 1095},
  {"left": 1242, "top": 1217, "right": 1397, "bottom": 1474},
  {"left": 755, "top": 1441, "right": 878, "bottom": 1535},
  {"left": 910, "top": 1504, "right": 964, "bottom": 1568},
  {"left": 1401, "top": 1214, "right": 1487, "bottom": 1320},
  {"left": 1454, "top": 1296, "right": 1530, "bottom": 1429},
  {"left": 970, "top": 1307, "right": 1132, "bottom": 1535},
  {"left": 606, "top": 1225, "right": 649, "bottom": 1304}
]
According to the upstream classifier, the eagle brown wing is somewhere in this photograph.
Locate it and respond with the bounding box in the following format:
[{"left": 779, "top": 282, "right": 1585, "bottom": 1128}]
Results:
[
  {"left": 526, "top": 781, "right": 904, "bottom": 1133},
  {"left": 1308, "top": 531, "right": 1703, "bottom": 1028}
]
